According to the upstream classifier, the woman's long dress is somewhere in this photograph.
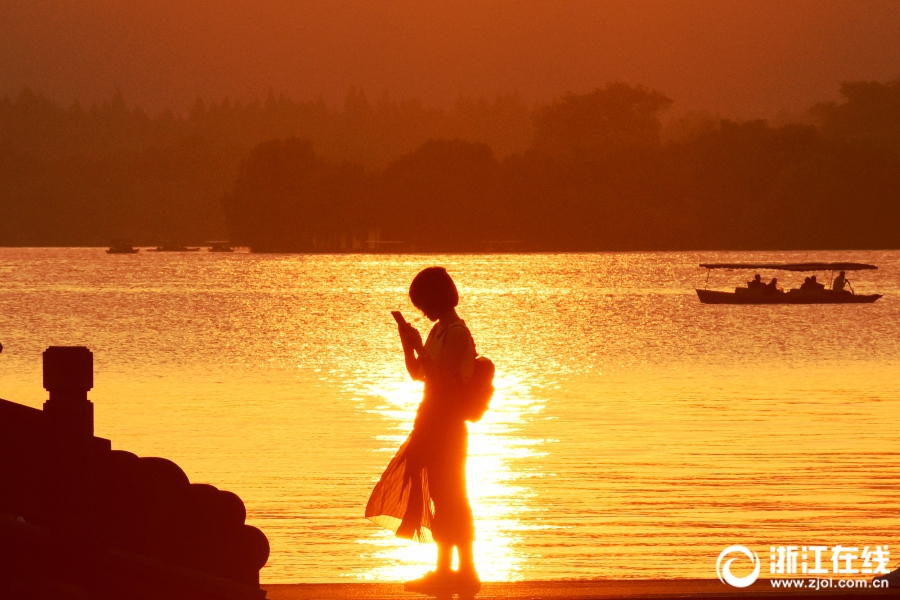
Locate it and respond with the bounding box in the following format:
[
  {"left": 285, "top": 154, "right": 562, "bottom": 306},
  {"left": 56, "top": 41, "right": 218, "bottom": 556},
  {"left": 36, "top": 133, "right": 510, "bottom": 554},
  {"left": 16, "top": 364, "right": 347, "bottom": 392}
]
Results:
[{"left": 366, "top": 317, "right": 476, "bottom": 545}]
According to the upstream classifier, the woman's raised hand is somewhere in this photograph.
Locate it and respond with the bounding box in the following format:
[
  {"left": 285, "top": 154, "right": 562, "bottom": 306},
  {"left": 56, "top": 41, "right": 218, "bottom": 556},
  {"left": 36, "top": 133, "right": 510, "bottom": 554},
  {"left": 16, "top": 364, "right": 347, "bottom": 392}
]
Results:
[{"left": 398, "top": 322, "right": 423, "bottom": 352}]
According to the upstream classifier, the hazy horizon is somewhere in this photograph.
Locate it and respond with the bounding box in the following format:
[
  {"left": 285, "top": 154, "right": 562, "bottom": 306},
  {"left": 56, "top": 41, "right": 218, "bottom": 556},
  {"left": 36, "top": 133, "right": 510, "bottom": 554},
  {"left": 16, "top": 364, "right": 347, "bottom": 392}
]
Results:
[{"left": 3, "top": 0, "right": 900, "bottom": 120}]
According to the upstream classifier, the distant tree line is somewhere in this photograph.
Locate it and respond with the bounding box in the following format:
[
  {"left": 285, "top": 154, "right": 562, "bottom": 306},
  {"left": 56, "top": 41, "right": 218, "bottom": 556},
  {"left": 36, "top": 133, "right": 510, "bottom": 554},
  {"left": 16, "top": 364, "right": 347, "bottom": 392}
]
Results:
[
  {"left": 0, "top": 88, "right": 530, "bottom": 246},
  {"left": 2, "top": 80, "right": 899, "bottom": 250},
  {"left": 226, "top": 80, "right": 900, "bottom": 251}
]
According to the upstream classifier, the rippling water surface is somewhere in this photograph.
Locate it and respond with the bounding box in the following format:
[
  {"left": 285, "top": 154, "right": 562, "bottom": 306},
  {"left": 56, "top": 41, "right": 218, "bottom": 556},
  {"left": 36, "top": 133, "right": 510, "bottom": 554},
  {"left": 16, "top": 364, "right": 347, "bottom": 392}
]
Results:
[{"left": 1, "top": 248, "right": 898, "bottom": 582}]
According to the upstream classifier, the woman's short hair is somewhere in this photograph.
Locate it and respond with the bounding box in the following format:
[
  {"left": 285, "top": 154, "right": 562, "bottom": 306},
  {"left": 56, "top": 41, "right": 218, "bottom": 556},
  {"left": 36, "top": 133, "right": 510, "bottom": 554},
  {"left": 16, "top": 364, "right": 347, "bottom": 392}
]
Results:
[{"left": 409, "top": 267, "right": 459, "bottom": 314}]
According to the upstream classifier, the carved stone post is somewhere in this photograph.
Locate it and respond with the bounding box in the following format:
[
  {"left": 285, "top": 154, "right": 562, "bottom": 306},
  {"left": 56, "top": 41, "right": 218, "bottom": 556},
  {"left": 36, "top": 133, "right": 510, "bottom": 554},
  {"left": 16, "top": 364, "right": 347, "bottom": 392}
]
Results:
[
  {"left": 42, "top": 346, "right": 96, "bottom": 529},
  {"left": 43, "top": 346, "right": 94, "bottom": 437}
]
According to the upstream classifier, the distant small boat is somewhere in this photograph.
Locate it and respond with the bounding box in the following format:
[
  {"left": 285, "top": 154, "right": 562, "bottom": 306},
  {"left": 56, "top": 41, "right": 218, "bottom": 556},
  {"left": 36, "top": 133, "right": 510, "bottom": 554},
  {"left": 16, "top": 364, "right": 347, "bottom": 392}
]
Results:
[
  {"left": 696, "top": 262, "right": 882, "bottom": 304},
  {"left": 107, "top": 240, "right": 139, "bottom": 254},
  {"left": 150, "top": 243, "right": 201, "bottom": 252},
  {"left": 207, "top": 241, "right": 235, "bottom": 253}
]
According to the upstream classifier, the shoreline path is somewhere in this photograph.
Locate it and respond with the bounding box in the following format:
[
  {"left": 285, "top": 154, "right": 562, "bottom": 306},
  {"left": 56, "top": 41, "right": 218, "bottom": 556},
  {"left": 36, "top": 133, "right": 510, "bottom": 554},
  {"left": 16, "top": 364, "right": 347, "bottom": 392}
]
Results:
[{"left": 264, "top": 579, "right": 892, "bottom": 599}]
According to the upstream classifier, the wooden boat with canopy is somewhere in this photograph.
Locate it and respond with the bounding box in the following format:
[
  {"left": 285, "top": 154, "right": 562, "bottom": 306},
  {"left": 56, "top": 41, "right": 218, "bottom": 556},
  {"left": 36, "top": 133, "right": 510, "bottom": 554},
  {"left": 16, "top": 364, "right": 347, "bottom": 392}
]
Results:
[{"left": 696, "top": 262, "right": 882, "bottom": 304}]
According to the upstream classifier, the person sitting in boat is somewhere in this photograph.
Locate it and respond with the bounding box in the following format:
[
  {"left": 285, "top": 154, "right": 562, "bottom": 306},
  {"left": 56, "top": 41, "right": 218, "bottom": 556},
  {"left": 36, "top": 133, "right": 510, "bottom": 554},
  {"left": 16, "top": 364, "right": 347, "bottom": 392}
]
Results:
[
  {"left": 747, "top": 274, "right": 764, "bottom": 290},
  {"left": 832, "top": 270, "right": 849, "bottom": 293},
  {"left": 764, "top": 277, "right": 780, "bottom": 294},
  {"left": 799, "top": 276, "right": 825, "bottom": 292}
]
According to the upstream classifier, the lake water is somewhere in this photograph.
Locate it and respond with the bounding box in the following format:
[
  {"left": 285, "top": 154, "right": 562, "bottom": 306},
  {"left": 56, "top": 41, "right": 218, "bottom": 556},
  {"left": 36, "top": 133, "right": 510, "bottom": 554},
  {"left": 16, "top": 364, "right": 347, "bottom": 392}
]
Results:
[{"left": 1, "top": 248, "right": 898, "bottom": 583}]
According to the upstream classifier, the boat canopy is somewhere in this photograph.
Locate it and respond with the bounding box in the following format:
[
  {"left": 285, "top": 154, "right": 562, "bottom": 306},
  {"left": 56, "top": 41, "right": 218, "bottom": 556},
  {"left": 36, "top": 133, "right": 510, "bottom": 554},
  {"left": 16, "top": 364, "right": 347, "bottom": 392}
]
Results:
[{"left": 699, "top": 262, "right": 877, "bottom": 271}]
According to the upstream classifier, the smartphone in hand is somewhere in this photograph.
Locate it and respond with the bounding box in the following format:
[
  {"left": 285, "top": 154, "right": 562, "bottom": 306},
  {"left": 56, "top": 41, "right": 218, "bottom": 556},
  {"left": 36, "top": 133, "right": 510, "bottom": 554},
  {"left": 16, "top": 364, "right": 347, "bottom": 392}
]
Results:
[{"left": 391, "top": 311, "right": 407, "bottom": 326}]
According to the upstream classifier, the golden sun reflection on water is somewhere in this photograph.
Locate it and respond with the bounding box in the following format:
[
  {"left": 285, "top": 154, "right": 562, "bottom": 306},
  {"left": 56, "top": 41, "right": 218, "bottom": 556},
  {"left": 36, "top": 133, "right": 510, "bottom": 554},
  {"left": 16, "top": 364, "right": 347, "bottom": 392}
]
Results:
[{"left": 357, "top": 372, "right": 547, "bottom": 582}]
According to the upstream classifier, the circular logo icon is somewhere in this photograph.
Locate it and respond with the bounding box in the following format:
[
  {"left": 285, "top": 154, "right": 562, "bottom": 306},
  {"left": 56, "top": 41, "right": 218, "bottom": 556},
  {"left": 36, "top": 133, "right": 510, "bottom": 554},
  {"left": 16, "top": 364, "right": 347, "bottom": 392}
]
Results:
[{"left": 716, "top": 545, "right": 761, "bottom": 588}]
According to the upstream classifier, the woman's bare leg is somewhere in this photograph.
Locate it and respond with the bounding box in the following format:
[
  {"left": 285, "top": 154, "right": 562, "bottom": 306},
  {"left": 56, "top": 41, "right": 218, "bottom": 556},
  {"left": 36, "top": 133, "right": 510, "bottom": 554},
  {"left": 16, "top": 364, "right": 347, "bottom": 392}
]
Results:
[
  {"left": 457, "top": 542, "right": 478, "bottom": 578},
  {"left": 436, "top": 542, "right": 453, "bottom": 573}
]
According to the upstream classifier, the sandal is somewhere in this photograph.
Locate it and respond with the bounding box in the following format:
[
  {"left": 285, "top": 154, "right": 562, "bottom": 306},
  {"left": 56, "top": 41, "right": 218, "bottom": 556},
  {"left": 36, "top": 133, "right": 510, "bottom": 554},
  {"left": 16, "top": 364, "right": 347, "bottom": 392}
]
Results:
[{"left": 404, "top": 570, "right": 455, "bottom": 594}]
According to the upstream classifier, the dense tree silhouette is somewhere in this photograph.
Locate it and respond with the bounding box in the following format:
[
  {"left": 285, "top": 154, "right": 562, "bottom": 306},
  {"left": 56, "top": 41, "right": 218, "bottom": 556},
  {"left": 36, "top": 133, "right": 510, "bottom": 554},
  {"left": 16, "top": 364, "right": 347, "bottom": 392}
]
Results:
[
  {"left": 376, "top": 140, "right": 500, "bottom": 251},
  {"left": 2, "top": 80, "right": 899, "bottom": 250},
  {"left": 223, "top": 138, "right": 369, "bottom": 252},
  {"left": 533, "top": 83, "right": 673, "bottom": 159},
  {"left": 812, "top": 79, "right": 900, "bottom": 148},
  {"left": 0, "top": 88, "right": 529, "bottom": 246}
]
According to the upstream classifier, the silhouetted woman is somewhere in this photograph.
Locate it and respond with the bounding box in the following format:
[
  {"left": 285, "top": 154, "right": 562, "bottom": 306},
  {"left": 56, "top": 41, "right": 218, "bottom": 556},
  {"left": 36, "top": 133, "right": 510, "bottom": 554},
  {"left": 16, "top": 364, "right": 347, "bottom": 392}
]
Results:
[{"left": 366, "top": 267, "right": 480, "bottom": 593}]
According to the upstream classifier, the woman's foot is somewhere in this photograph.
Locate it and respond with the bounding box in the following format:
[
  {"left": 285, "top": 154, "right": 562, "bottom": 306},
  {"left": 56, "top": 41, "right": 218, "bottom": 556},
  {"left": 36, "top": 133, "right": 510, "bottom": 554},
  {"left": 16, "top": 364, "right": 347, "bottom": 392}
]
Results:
[
  {"left": 404, "top": 570, "right": 455, "bottom": 594},
  {"left": 455, "top": 568, "right": 481, "bottom": 593}
]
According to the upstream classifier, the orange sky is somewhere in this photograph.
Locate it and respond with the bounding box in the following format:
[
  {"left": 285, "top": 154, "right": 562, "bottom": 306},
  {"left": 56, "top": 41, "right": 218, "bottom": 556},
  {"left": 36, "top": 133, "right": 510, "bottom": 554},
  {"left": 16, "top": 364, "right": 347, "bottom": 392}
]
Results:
[{"left": 2, "top": 0, "right": 899, "bottom": 118}]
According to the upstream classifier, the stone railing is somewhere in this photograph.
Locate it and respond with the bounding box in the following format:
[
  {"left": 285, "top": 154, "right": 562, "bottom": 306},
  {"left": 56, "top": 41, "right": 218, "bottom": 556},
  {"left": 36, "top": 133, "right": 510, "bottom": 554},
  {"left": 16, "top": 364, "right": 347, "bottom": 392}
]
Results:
[{"left": 0, "top": 347, "right": 269, "bottom": 600}]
